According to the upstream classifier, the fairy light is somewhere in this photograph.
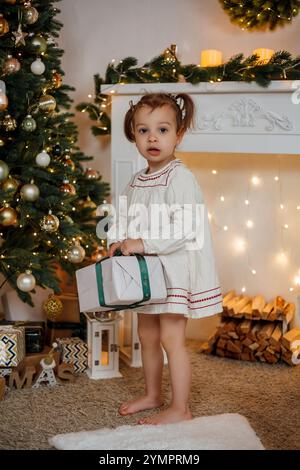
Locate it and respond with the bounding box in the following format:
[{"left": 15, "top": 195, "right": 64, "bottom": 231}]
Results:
[
  {"left": 274, "top": 176, "right": 279, "bottom": 181},
  {"left": 212, "top": 169, "right": 217, "bottom": 175},
  {"left": 251, "top": 269, "right": 256, "bottom": 275},
  {"left": 88, "top": 94, "right": 92, "bottom": 98},
  {"left": 220, "top": 195, "right": 225, "bottom": 202},
  {"left": 284, "top": 224, "right": 289, "bottom": 229},
  {"left": 246, "top": 220, "right": 253, "bottom": 228},
  {"left": 241, "top": 286, "right": 246, "bottom": 293},
  {"left": 251, "top": 175, "right": 260, "bottom": 186},
  {"left": 223, "top": 225, "right": 228, "bottom": 231}
]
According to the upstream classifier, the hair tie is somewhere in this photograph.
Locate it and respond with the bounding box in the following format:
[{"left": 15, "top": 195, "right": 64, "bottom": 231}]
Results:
[{"left": 129, "top": 100, "right": 135, "bottom": 111}]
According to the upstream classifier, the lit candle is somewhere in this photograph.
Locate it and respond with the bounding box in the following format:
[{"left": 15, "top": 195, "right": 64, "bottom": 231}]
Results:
[
  {"left": 252, "top": 48, "right": 274, "bottom": 63},
  {"left": 200, "top": 49, "right": 223, "bottom": 67}
]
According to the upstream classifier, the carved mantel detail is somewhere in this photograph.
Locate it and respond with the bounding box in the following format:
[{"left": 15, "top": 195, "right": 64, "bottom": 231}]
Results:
[{"left": 195, "top": 98, "right": 293, "bottom": 132}]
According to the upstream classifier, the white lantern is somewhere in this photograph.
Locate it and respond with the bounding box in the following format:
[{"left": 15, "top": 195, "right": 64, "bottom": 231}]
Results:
[{"left": 84, "top": 311, "right": 122, "bottom": 379}]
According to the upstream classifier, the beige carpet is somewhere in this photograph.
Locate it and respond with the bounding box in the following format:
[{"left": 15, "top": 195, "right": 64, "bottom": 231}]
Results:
[{"left": 0, "top": 340, "right": 299, "bottom": 450}]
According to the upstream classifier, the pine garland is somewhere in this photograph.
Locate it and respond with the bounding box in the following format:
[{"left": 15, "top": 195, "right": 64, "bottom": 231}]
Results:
[
  {"left": 77, "top": 49, "right": 300, "bottom": 137},
  {"left": 219, "top": 0, "right": 300, "bottom": 31}
]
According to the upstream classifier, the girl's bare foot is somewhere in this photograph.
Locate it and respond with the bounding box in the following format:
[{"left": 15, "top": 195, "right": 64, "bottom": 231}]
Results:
[
  {"left": 138, "top": 407, "right": 192, "bottom": 425},
  {"left": 118, "top": 395, "right": 164, "bottom": 416}
]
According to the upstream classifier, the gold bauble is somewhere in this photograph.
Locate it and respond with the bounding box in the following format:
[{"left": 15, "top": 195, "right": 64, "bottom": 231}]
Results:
[
  {"left": 52, "top": 72, "right": 62, "bottom": 89},
  {"left": 4, "top": 56, "right": 21, "bottom": 74},
  {"left": 67, "top": 244, "right": 86, "bottom": 263},
  {"left": 22, "top": 5, "right": 39, "bottom": 25},
  {"left": 64, "top": 157, "right": 75, "bottom": 171},
  {"left": 39, "top": 94, "right": 56, "bottom": 113},
  {"left": 85, "top": 167, "right": 100, "bottom": 180},
  {"left": 40, "top": 212, "right": 60, "bottom": 232},
  {"left": 1, "top": 176, "right": 19, "bottom": 194},
  {"left": 0, "top": 138, "right": 6, "bottom": 147},
  {"left": 43, "top": 294, "right": 63, "bottom": 321},
  {"left": 2, "top": 114, "right": 17, "bottom": 131},
  {"left": 0, "top": 15, "right": 9, "bottom": 37},
  {"left": 60, "top": 180, "right": 76, "bottom": 196},
  {"left": 0, "top": 206, "right": 18, "bottom": 226},
  {"left": 0, "top": 160, "right": 9, "bottom": 181}
]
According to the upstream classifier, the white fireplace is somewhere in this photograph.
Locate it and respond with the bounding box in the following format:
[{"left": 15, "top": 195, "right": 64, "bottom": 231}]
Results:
[{"left": 103, "top": 81, "right": 300, "bottom": 342}]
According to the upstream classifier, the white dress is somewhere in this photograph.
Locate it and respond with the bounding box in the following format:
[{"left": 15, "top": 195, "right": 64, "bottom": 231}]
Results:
[{"left": 107, "top": 158, "right": 223, "bottom": 319}]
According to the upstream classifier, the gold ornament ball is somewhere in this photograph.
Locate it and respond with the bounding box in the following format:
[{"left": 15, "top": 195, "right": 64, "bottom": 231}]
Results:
[
  {"left": 60, "top": 181, "right": 76, "bottom": 196},
  {"left": 23, "top": 5, "right": 39, "bottom": 25},
  {"left": 2, "top": 114, "right": 17, "bottom": 131},
  {"left": 0, "top": 138, "right": 6, "bottom": 147},
  {"left": 0, "top": 206, "right": 18, "bottom": 226},
  {"left": 0, "top": 91, "right": 8, "bottom": 112},
  {"left": 43, "top": 294, "right": 63, "bottom": 321},
  {"left": 64, "top": 157, "right": 75, "bottom": 171},
  {"left": 40, "top": 213, "right": 60, "bottom": 232},
  {"left": 39, "top": 94, "right": 56, "bottom": 113},
  {"left": 4, "top": 56, "right": 21, "bottom": 74},
  {"left": 17, "top": 270, "right": 36, "bottom": 292},
  {"left": 0, "top": 160, "right": 9, "bottom": 181},
  {"left": 1, "top": 176, "right": 19, "bottom": 194},
  {"left": 30, "top": 35, "right": 47, "bottom": 54},
  {"left": 52, "top": 72, "right": 62, "bottom": 89},
  {"left": 67, "top": 244, "right": 86, "bottom": 263},
  {"left": 20, "top": 182, "right": 40, "bottom": 201},
  {"left": 85, "top": 167, "right": 100, "bottom": 180},
  {"left": 0, "top": 15, "right": 9, "bottom": 36}
]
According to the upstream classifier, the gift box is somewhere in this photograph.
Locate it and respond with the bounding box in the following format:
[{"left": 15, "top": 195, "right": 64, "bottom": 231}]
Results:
[
  {"left": 56, "top": 337, "right": 88, "bottom": 374},
  {"left": 75, "top": 253, "right": 167, "bottom": 313},
  {"left": 0, "top": 321, "right": 45, "bottom": 354},
  {"left": 0, "top": 326, "right": 25, "bottom": 367}
]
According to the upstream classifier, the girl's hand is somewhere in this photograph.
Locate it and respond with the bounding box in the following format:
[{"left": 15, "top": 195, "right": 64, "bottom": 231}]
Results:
[
  {"left": 108, "top": 241, "right": 122, "bottom": 257},
  {"left": 120, "top": 238, "right": 145, "bottom": 256}
]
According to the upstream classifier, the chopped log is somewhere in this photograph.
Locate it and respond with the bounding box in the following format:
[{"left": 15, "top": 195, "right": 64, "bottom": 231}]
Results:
[
  {"left": 217, "top": 337, "right": 227, "bottom": 349},
  {"left": 282, "top": 303, "right": 295, "bottom": 324},
  {"left": 216, "top": 348, "right": 225, "bottom": 357},
  {"left": 222, "top": 291, "right": 236, "bottom": 307},
  {"left": 257, "top": 322, "right": 276, "bottom": 341},
  {"left": 282, "top": 328, "right": 300, "bottom": 350},
  {"left": 261, "top": 300, "right": 275, "bottom": 320},
  {"left": 228, "top": 331, "right": 239, "bottom": 339},
  {"left": 242, "top": 337, "right": 253, "bottom": 347},
  {"left": 257, "top": 339, "right": 268, "bottom": 352},
  {"left": 274, "top": 295, "right": 288, "bottom": 316},
  {"left": 269, "top": 324, "right": 282, "bottom": 346},
  {"left": 240, "top": 301, "right": 253, "bottom": 316},
  {"left": 225, "top": 296, "right": 243, "bottom": 315},
  {"left": 227, "top": 340, "right": 242, "bottom": 354},
  {"left": 247, "top": 323, "right": 261, "bottom": 342},
  {"left": 231, "top": 296, "right": 252, "bottom": 316},
  {"left": 248, "top": 342, "right": 259, "bottom": 351},
  {"left": 237, "top": 319, "right": 252, "bottom": 335},
  {"left": 199, "top": 342, "right": 213, "bottom": 354},
  {"left": 263, "top": 351, "right": 279, "bottom": 363},
  {"left": 251, "top": 295, "right": 266, "bottom": 318}
]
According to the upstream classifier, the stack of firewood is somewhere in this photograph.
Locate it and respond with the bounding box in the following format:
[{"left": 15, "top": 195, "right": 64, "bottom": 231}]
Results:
[{"left": 200, "top": 291, "right": 298, "bottom": 365}]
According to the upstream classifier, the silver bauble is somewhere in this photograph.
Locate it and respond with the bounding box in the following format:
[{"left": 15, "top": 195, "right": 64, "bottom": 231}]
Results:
[
  {"left": 20, "top": 182, "right": 40, "bottom": 201},
  {"left": 21, "top": 115, "right": 36, "bottom": 132},
  {"left": 17, "top": 270, "right": 36, "bottom": 292},
  {"left": 0, "top": 160, "right": 9, "bottom": 181},
  {"left": 36, "top": 150, "right": 50, "bottom": 167},
  {"left": 67, "top": 244, "right": 86, "bottom": 263},
  {"left": 30, "top": 58, "right": 45, "bottom": 75}
]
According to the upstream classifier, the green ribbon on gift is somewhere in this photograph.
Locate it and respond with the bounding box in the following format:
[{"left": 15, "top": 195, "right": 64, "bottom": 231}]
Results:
[{"left": 95, "top": 249, "right": 151, "bottom": 312}]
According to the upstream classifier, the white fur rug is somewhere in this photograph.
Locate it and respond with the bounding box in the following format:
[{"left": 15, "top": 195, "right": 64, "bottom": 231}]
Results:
[{"left": 49, "top": 413, "right": 264, "bottom": 450}]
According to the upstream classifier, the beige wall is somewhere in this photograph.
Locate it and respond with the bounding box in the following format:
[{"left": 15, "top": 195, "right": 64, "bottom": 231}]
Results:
[{"left": 57, "top": 1, "right": 300, "bottom": 340}]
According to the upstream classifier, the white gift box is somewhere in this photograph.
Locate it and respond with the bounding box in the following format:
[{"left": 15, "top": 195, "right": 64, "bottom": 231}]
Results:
[{"left": 76, "top": 255, "right": 167, "bottom": 313}]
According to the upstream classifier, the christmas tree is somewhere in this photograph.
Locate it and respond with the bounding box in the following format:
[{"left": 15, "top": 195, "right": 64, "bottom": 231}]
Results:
[{"left": 0, "top": 0, "right": 109, "bottom": 306}]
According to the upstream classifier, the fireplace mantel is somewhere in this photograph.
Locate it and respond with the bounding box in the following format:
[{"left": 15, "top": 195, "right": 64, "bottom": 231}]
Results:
[{"left": 102, "top": 81, "right": 299, "bottom": 204}]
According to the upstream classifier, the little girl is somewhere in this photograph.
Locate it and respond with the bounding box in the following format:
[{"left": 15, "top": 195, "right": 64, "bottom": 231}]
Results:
[{"left": 107, "top": 92, "right": 223, "bottom": 425}]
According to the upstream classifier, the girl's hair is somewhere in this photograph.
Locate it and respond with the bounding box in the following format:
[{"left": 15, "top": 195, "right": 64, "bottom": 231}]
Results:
[{"left": 124, "top": 92, "right": 195, "bottom": 142}]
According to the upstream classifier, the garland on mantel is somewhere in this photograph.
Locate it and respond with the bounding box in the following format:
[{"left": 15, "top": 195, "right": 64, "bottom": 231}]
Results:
[{"left": 76, "top": 49, "right": 300, "bottom": 137}]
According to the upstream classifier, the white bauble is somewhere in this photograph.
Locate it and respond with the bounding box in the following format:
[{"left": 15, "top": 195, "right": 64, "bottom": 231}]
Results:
[
  {"left": 36, "top": 150, "right": 50, "bottom": 167},
  {"left": 17, "top": 270, "right": 36, "bottom": 292},
  {"left": 30, "top": 58, "right": 45, "bottom": 75}
]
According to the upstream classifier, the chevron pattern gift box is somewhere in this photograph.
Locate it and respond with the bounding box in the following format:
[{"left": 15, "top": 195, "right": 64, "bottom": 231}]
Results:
[
  {"left": 0, "top": 326, "right": 25, "bottom": 367},
  {"left": 57, "top": 337, "right": 88, "bottom": 374}
]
